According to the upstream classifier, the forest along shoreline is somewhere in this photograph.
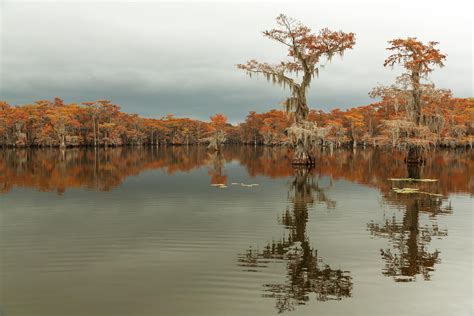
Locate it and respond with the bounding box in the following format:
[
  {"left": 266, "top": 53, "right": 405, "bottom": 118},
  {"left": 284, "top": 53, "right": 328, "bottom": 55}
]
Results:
[{"left": 0, "top": 97, "right": 472, "bottom": 149}]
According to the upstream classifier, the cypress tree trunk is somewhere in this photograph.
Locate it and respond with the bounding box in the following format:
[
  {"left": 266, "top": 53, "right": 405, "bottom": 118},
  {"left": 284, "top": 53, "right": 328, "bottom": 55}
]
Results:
[
  {"left": 291, "top": 75, "right": 314, "bottom": 167},
  {"left": 406, "top": 69, "right": 423, "bottom": 166},
  {"left": 407, "top": 158, "right": 421, "bottom": 179},
  {"left": 407, "top": 147, "right": 422, "bottom": 165}
]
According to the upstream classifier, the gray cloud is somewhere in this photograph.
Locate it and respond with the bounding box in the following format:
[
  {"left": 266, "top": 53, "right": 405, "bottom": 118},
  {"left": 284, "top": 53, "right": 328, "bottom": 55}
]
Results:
[{"left": 1, "top": 0, "right": 472, "bottom": 122}]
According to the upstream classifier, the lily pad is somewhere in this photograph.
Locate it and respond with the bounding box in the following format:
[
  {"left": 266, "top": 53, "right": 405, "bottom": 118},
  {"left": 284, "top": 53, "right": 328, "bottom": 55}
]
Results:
[
  {"left": 393, "top": 188, "right": 420, "bottom": 194},
  {"left": 392, "top": 187, "right": 443, "bottom": 197},
  {"left": 388, "top": 178, "right": 438, "bottom": 182},
  {"left": 241, "top": 183, "right": 259, "bottom": 187}
]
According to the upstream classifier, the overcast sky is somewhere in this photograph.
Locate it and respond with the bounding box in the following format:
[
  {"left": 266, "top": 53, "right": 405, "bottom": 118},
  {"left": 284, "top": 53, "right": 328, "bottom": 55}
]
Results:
[{"left": 1, "top": 0, "right": 472, "bottom": 122}]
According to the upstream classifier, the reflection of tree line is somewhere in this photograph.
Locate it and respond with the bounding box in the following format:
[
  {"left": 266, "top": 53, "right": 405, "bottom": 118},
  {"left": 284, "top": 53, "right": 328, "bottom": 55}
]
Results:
[
  {"left": 0, "top": 147, "right": 212, "bottom": 193},
  {"left": 238, "top": 167, "right": 351, "bottom": 313},
  {"left": 309, "top": 148, "right": 473, "bottom": 196},
  {"left": 1, "top": 147, "right": 471, "bottom": 195}
]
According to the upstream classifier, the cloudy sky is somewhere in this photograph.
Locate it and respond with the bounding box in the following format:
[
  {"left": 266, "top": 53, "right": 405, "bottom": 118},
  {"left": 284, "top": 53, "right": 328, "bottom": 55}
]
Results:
[{"left": 1, "top": 0, "right": 472, "bottom": 122}]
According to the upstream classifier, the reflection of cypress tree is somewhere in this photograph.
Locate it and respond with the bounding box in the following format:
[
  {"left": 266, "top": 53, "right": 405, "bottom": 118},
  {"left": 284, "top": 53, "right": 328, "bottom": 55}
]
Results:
[
  {"left": 238, "top": 167, "right": 351, "bottom": 313},
  {"left": 207, "top": 151, "right": 227, "bottom": 185},
  {"left": 368, "top": 164, "right": 450, "bottom": 282}
]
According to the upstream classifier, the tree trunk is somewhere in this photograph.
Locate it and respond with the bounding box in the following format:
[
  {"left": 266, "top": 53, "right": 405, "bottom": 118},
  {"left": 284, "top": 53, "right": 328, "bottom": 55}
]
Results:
[
  {"left": 411, "top": 70, "right": 422, "bottom": 126},
  {"left": 92, "top": 118, "right": 97, "bottom": 147},
  {"left": 292, "top": 140, "right": 314, "bottom": 166},
  {"left": 290, "top": 75, "right": 313, "bottom": 166},
  {"left": 406, "top": 146, "right": 422, "bottom": 166},
  {"left": 60, "top": 134, "right": 66, "bottom": 148}
]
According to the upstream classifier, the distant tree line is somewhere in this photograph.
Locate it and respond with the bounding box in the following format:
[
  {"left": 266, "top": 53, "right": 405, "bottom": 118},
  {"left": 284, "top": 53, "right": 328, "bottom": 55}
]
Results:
[{"left": 0, "top": 96, "right": 472, "bottom": 149}]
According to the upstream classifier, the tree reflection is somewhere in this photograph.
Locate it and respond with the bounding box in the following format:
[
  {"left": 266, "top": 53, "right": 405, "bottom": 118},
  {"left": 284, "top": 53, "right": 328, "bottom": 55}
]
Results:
[
  {"left": 0, "top": 147, "right": 211, "bottom": 194},
  {"left": 367, "top": 163, "right": 451, "bottom": 282},
  {"left": 208, "top": 151, "right": 227, "bottom": 185},
  {"left": 237, "top": 167, "right": 351, "bottom": 313},
  {"left": 1, "top": 147, "right": 471, "bottom": 196}
]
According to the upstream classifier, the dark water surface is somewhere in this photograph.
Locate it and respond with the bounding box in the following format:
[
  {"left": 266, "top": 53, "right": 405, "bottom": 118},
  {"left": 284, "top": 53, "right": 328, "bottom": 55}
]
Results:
[{"left": 0, "top": 147, "right": 472, "bottom": 316}]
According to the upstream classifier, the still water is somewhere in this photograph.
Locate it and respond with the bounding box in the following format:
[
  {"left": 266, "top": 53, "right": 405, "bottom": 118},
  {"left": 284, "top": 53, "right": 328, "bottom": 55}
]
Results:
[{"left": 0, "top": 147, "right": 472, "bottom": 316}]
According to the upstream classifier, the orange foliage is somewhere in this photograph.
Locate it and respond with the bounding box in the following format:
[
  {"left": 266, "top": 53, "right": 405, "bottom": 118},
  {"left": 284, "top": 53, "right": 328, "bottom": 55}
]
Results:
[{"left": 0, "top": 97, "right": 472, "bottom": 148}]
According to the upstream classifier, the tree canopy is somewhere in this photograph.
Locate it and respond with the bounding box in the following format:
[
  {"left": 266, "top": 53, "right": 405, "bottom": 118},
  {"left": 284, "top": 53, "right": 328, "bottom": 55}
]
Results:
[{"left": 237, "top": 14, "right": 355, "bottom": 122}]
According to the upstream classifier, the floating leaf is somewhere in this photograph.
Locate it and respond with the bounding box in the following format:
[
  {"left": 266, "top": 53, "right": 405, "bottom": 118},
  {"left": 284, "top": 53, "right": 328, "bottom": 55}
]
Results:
[
  {"left": 392, "top": 187, "right": 443, "bottom": 197},
  {"left": 388, "top": 178, "right": 438, "bottom": 182},
  {"left": 240, "top": 183, "right": 259, "bottom": 187},
  {"left": 393, "top": 187, "right": 420, "bottom": 194}
]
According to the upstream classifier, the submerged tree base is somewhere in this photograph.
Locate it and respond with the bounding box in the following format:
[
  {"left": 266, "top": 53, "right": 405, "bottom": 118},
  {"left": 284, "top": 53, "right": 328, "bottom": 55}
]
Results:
[
  {"left": 405, "top": 147, "right": 425, "bottom": 165},
  {"left": 406, "top": 148, "right": 424, "bottom": 179},
  {"left": 292, "top": 150, "right": 316, "bottom": 167}
]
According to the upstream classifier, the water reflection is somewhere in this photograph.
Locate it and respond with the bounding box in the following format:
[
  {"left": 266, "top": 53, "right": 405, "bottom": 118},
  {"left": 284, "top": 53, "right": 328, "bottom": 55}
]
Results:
[
  {"left": 208, "top": 151, "right": 227, "bottom": 185},
  {"left": 0, "top": 147, "right": 472, "bottom": 315},
  {"left": 1, "top": 147, "right": 472, "bottom": 196},
  {"left": 237, "top": 167, "right": 352, "bottom": 313},
  {"left": 0, "top": 147, "right": 211, "bottom": 193},
  {"left": 368, "top": 163, "right": 452, "bottom": 282}
]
